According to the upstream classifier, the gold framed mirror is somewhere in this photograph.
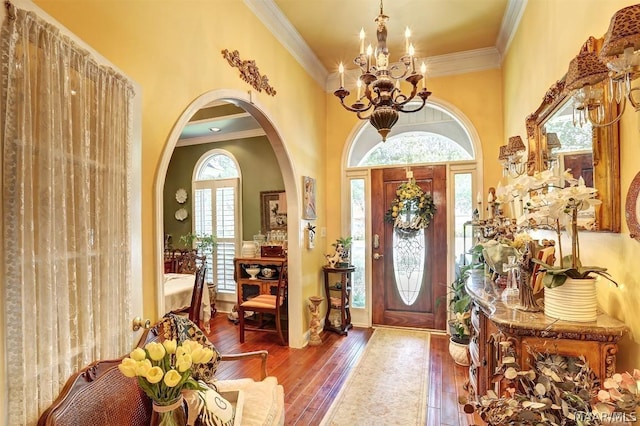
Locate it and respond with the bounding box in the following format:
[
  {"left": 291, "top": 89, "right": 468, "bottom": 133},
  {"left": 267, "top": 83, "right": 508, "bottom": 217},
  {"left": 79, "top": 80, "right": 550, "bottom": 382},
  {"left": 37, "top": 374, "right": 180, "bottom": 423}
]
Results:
[{"left": 525, "top": 78, "right": 620, "bottom": 232}]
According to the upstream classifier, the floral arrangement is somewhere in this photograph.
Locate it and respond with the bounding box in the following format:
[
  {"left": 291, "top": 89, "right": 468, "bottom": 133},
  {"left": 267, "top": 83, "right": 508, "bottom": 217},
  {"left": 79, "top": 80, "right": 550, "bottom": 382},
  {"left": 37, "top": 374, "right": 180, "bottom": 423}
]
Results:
[
  {"left": 461, "top": 346, "right": 640, "bottom": 425},
  {"left": 118, "top": 340, "right": 215, "bottom": 409},
  {"left": 498, "top": 170, "right": 615, "bottom": 288},
  {"left": 384, "top": 178, "right": 436, "bottom": 236}
]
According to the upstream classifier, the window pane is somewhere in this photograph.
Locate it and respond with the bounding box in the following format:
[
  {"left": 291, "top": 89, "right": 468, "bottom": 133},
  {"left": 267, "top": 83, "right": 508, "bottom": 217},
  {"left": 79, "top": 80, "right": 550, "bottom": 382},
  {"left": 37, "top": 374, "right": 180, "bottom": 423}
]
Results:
[
  {"left": 392, "top": 230, "right": 426, "bottom": 306},
  {"left": 197, "top": 154, "right": 239, "bottom": 180},
  {"left": 454, "top": 173, "right": 473, "bottom": 265},
  {"left": 350, "top": 179, "right": 366, "bottom": 308},
  {"left": 216, "top": 187, "right": 235, "bottom": 239},
  {"left": 359, "top": 131, "right": 473, "bottom": 166}
]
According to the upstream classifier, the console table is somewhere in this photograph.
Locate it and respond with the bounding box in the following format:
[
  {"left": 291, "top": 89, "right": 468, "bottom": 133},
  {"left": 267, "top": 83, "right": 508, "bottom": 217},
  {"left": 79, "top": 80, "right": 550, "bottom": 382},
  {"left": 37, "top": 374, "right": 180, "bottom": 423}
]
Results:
[{"left": 466, "top": 273, "right": 628, "bottom": 401}]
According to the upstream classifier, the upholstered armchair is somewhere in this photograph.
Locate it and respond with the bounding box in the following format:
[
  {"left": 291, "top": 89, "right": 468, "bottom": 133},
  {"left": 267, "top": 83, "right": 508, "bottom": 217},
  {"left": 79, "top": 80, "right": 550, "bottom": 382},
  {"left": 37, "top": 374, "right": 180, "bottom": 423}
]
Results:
[{"left": 38, "top": 315, "right": 284, "bottom": 426}]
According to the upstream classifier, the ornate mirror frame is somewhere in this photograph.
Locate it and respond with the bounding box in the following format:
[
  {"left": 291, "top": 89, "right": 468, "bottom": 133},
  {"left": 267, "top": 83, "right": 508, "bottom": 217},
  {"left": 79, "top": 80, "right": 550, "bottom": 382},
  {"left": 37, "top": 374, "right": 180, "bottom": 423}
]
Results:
[
  {"left": 525, "top": 78, "right": 621, "bottom": 232},
  {"left": 625, "top": 171, "right": 640, "bottom": 241}
]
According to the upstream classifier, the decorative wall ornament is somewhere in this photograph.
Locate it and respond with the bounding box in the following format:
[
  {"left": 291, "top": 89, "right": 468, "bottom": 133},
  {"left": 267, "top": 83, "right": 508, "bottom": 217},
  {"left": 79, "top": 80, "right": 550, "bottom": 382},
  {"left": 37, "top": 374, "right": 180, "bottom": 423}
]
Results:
[{"left": 221, "top": 49, "right": 276, "bottom": 96}]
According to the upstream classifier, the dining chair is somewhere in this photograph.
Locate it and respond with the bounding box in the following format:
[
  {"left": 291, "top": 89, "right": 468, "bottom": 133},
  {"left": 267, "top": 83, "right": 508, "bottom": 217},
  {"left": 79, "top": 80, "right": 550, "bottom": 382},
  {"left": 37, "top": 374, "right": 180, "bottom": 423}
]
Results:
[
  {"left": 175, "top": 250, "right": 206, "bottom": 274},
  {"left": 238, "top": 263, "right": 288, "bottom": 345},
  {"left": 188, "top": 265, "right": 207, "bottom": 326}
]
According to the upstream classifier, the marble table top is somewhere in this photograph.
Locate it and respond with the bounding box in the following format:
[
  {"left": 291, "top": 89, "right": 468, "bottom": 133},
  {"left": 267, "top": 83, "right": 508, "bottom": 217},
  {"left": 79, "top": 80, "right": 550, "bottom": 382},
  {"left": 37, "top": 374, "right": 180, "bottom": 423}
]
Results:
[{"left": 466, "top": 272, "right": 628, "bottom": 341}]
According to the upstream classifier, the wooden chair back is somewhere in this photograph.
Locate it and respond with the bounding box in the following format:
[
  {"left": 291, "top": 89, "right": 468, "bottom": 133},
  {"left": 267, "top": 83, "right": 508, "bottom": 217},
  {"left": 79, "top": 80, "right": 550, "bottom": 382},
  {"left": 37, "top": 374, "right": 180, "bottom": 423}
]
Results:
[
  {"left": 188, "top": 266, "right": 207, "bottom": 325},
  {"left": 37, "top": 359, "right": 152, "bottom": 426},
  {"left": 239, "top": 262, "right": 288, "bottom": 345},
  {"left": 176, "top": 250, "right": 206, "bottom": 274}
]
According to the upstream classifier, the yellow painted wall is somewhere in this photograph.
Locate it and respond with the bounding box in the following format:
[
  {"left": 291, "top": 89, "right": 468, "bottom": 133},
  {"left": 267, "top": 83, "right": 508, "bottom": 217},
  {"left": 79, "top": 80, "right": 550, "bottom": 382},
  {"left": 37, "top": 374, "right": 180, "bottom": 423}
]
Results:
[
  {"left": 503, "top": 0, "right": 640, "bottom": 370},
  {"left": 32, "top": 0, "right": 328, "bottom": 338},
  {"left": 325, "top": 68, "right": 504, "bottom": 243}
]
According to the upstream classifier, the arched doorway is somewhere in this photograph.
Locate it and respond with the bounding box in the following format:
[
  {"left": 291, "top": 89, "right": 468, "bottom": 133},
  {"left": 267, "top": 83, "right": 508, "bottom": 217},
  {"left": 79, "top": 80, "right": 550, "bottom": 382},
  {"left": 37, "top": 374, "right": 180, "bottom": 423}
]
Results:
[
  {"left": 154, "top": 89, "right": 304, "bottom": 348},
  {"left": 342, "top": 99, "right": 483, "bottom": 329}
]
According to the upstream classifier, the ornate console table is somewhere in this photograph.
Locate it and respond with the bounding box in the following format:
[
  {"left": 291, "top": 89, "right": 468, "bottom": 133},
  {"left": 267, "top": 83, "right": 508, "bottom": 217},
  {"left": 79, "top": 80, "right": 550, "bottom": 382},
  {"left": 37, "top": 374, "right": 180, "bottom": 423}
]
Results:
[{"left": 466, "top": 274, "right": 629, "bottom": 401}]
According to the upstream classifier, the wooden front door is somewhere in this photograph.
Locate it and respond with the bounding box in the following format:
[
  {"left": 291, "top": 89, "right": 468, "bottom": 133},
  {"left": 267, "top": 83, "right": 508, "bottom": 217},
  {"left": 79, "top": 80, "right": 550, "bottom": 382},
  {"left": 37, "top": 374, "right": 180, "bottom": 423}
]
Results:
[{"left": 371, "top": 166, "right": 447, "bottom": 330}]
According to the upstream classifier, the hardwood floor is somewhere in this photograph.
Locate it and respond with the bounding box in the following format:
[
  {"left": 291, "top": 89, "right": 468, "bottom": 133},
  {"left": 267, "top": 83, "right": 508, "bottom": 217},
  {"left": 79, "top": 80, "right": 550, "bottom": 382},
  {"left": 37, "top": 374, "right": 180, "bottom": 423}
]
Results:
[{"left": 204, "top": 314, "right": 480, "bottom": 425}]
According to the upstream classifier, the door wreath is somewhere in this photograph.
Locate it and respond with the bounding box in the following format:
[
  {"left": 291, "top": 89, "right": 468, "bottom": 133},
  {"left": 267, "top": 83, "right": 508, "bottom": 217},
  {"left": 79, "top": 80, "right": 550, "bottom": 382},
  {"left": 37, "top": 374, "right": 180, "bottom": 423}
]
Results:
[{"left": 384, "top": 178, "right": 436, "bottom": 238}]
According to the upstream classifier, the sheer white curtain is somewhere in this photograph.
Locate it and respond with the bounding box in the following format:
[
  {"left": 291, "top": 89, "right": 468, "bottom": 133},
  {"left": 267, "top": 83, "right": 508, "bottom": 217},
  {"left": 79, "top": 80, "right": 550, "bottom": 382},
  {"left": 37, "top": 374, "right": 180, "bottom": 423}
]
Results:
[{"left": 1, "top": 5, "right": 134, "bottom": 425}]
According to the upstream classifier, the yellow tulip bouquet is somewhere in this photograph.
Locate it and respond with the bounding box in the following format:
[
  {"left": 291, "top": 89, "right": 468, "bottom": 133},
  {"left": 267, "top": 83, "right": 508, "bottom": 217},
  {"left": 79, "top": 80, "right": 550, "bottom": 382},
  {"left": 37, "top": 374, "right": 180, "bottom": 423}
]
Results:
[{"left": 118, "top": 339, "right": 215, "bottom": 419}]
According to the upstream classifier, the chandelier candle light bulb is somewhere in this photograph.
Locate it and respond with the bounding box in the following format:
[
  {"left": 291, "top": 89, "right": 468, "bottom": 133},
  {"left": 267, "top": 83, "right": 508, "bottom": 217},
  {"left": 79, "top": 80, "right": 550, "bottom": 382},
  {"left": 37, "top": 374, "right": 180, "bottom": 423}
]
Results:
[
  {"left": 360, "top": 28, "right": 365, "bottom": 54},
  {"left": 338, "top": 63, "right": 344, "bottom": 88},
  {"left": 405, "top": 27, "right": 411, "bottom": 54}
]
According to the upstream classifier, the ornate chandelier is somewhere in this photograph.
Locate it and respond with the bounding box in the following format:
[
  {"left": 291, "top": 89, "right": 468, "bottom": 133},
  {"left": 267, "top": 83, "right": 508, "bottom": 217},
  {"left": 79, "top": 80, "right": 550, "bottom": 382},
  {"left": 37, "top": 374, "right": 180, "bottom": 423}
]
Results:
[{"left": 334, "top": 0, "right": 432, "bottom": 141}]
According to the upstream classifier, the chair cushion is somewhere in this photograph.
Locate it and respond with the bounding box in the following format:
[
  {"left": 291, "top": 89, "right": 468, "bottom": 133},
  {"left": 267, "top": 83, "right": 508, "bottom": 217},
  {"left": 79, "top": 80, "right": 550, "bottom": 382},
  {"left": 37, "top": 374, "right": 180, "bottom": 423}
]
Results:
[
  {"left": 240, "top": 295, "right": 277, "bottom": 309},
  {"left": 214, "top": 377, "right": 284, "bottom": 426}
]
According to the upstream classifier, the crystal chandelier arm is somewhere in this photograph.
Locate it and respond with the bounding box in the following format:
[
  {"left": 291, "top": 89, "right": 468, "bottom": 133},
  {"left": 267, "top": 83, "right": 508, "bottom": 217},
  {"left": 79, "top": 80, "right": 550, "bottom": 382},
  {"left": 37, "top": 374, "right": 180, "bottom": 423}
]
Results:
[
  {"left": 625, "top": 78, "right": 640, "bottom": 111},
  {"left": 587, "top": 97, "right": 626, "bottom": 128}
]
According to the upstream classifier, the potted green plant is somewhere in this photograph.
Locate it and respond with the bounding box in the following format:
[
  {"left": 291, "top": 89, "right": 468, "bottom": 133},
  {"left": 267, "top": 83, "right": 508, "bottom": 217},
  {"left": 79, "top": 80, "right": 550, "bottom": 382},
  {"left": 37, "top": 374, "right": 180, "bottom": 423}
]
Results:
[
  {"left": 448, "top": 264, "right": 472, "bottom": 339},
  {"left": 179, "top": 232, "right": 217, "bottom": 255},
  {"left": 332, "top": 236, "right": 353, "bottom": 267},
  {"left": 446, "top": 263, "right": 473, "bottom": 366}
]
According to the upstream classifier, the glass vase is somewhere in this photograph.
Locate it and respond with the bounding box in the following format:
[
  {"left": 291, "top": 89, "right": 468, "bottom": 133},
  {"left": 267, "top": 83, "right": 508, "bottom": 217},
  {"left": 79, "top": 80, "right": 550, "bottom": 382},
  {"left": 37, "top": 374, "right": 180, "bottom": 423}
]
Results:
[{"left": 150, "top": 395, "right": 187, "bottom": 426}]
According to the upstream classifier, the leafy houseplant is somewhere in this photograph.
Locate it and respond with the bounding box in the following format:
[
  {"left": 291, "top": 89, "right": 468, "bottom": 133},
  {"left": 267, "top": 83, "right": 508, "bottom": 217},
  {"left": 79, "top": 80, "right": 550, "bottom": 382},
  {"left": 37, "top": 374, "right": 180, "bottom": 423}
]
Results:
[
  {"left": 179, "top": 233, "right": 217, "bottom": 255},
  {"left": 332, "top": 236, "right": 353, "bottom": 267},
  {"left": 448, "top": 263, "right": 473, "bottom": 344}
]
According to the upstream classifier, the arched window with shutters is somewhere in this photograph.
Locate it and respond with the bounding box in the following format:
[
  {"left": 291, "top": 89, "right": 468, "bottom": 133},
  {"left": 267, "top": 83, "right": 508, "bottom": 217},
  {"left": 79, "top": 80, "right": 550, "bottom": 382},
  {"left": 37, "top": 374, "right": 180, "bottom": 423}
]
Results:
[{"left": 193, "top": 150, "right": 241, "bottom": 295}]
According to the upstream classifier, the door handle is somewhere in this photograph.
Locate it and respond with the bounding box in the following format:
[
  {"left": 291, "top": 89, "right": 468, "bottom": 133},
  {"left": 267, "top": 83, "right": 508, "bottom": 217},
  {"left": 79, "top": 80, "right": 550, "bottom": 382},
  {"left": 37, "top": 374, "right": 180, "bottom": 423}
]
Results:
[
  {"left": 132, "top": 317, "right": 151, "bottom": 331},
  {"left": 373, "top": 253, "right": 384, "bottom": 260}
]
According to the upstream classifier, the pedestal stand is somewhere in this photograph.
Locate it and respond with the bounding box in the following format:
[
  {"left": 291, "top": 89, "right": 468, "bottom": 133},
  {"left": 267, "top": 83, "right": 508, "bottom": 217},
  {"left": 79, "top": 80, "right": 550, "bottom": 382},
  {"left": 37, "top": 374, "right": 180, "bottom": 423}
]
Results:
[{"left": 308, "top": 296, "right": 324, "bottom": 346}]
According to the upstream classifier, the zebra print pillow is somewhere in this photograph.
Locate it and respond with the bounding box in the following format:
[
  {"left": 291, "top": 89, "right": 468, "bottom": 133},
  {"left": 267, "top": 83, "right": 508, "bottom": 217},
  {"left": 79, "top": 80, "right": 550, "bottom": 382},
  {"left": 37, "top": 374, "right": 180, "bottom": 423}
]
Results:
[{"left": 184, "top": 381, "right": 236, "bottom": 426}]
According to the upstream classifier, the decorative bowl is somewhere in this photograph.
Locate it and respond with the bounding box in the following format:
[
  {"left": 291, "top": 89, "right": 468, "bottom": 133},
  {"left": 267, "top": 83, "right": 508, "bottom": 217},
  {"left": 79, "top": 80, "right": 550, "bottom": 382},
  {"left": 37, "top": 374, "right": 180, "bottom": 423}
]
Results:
[
  {"left": 261, "top": 267, "right": 275, "bottom": 278},
  {"left": 245, "top": 267, "right": 261, "bottom": 280}
]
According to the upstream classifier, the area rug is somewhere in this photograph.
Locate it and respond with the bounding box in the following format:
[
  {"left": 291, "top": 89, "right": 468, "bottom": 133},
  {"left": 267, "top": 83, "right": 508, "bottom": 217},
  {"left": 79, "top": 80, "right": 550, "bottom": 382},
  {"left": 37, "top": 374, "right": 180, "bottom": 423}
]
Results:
[{"left": 320, "top": 327, "right": 431, "bottom": 426}]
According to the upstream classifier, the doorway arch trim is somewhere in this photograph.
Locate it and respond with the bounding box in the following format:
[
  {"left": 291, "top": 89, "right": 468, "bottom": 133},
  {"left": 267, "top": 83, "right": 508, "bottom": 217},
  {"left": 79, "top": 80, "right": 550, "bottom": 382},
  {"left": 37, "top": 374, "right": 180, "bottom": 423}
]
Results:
[{"left": 154, "top": 89, "right": 303, "bottom": 348}]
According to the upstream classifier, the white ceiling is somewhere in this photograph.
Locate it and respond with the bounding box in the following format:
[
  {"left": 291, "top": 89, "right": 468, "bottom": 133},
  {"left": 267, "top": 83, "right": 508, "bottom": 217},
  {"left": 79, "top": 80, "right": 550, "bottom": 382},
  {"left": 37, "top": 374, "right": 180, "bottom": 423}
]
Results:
[{"left": 179, "top": 0, "right": 526, "bottom": 145}]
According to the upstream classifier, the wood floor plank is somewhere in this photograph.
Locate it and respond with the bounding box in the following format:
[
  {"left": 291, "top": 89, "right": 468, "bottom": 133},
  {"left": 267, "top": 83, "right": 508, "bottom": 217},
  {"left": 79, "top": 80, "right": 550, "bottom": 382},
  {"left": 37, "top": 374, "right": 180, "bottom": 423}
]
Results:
[{"left": 203, "top": 315, "right": 474, "bottom": 425}]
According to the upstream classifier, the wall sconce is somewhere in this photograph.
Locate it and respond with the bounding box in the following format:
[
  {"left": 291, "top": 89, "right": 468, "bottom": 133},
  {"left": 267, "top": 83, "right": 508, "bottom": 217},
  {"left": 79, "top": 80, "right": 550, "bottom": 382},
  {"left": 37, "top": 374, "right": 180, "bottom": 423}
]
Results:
[
  {"left": 544, "top": 132, "right": 562, "bottom": 170},
  {"left": 498, "top": 136, "right": 526, "bottom": 177},
  {"left": 566, "top": 5, "right": 640, "bottom": 127}
]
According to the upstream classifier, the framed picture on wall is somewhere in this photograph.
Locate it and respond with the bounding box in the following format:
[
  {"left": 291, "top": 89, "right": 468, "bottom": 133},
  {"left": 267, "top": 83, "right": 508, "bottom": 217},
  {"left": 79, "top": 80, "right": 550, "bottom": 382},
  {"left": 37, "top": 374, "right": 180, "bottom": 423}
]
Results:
[
  {"left": 302, "top": 176, "right": 317, "bottom": 220},
  {"left": 261, "top": 190, "right": 287, "bottom": 232}
]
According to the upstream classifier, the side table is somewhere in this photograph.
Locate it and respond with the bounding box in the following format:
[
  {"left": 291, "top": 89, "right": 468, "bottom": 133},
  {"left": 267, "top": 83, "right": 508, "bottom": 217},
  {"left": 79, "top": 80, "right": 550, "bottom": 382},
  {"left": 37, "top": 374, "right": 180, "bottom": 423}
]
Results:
[{"left": 322, "top": 265, "right": 355, "bottom": 335}]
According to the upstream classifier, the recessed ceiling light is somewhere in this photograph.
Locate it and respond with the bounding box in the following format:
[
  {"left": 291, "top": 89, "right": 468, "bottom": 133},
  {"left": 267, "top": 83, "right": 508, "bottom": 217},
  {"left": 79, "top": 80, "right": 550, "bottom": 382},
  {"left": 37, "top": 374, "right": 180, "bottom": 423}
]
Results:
[{"left": 209, "top": 127, "right": 221, "bottom": 133}]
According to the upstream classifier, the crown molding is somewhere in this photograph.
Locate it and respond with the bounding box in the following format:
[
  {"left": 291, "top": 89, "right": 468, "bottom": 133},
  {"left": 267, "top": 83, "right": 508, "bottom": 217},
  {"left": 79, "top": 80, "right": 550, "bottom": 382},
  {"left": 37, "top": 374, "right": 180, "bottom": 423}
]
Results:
[
  {"left": 496, "top": 0, "right": 528, "bottom": 57},
  {"left": 244, "top": 0, "right": 328, "bottom": 88},
  {"left": 246, "top": 0, "right": 522, "bottom": 92},
  {"left": 177, "top": 128, "right": 266, "bottom": 147}
]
